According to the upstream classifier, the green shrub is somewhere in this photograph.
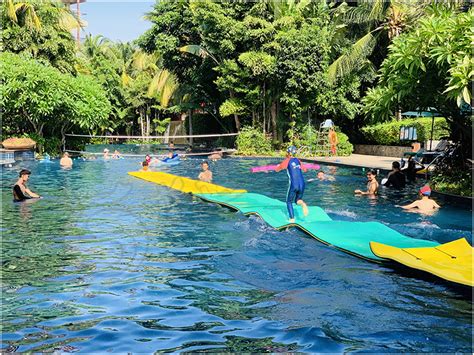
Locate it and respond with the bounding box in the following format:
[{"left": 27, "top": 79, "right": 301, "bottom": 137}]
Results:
[
  {"left": 430, "top": 169, "right": 472, "bottom": 197},
  {"left": 335, "top": 131, "right": 353, "bottom": 156},
  {"left": 236, "top": 126, "right": 272, "bottom": 155},
  {"left": 361, "top": 117, "right": 449, "bottom": 146}
]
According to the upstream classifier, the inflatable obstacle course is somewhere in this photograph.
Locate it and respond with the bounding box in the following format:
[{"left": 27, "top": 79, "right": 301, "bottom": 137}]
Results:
[
  {"left": 128, "top": 171, "right": 246, "bottom": 194},
  {"left": 370, "top": 238, "right": 473, "bottom": 286},
  {"left": 196, "top": 193, "right": 438, "bottom": 261},
  {"left": 129, "top": 171, "right": 470, "bottom": 285}
]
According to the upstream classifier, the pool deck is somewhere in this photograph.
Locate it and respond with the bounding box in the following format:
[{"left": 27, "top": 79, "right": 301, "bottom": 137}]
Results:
[{"left": 303, "top": 154, "right": 399, "bottom": 171}]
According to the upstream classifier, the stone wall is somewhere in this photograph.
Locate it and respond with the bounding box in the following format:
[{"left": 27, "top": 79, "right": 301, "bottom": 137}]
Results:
[{"left": 354, "top": 144, "right": 409, "bottom": 157}]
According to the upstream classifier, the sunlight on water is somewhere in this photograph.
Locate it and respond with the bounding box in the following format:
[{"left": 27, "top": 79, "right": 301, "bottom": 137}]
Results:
[{"left": 1, "top": 158, "right": 472, "bottom": 352}]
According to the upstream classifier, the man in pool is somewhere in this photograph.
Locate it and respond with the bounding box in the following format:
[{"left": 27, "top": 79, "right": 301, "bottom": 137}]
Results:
[
  {"left": 59, "top": 152, "right": 73, "bottom": 167},
  {"left": 198, "top": 161, "right": 213, "bottom": 182},
  {"left": 275, "top": 145, "right": 309, "bottom": 223},
  {"left": 354, "top": 169, "right": 379, "bottom": 195},
  {"left": 13, "top": 169, "right": 41, "bottom": 202},
  {"left": 103, "top": 148, "right": 110, "bottom": 159},
  {"left": 383, "top": 161, "right": 406, "bottom": 189},
  {"left": 400, "top": 185, "right": 440, "bottom": 212}
]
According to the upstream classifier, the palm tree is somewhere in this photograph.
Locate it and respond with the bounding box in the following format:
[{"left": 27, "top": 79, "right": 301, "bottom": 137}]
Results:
[
  {"left": 4, "top": 0, "right": 82, "bottom": 31},
  {"left": 327, "top": 0, "right": 430, "bottom": 83}
]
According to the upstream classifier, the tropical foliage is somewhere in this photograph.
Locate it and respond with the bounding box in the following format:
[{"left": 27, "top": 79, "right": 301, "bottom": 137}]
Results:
[
  {"left": 361, "top": 117, "right": 449, "bottom": 146},
  {"left": 0, "top": 52, "right": 110, "bottom": 152},
  {"left": 363, "top": 4, "right": 473, "bottom": 162},
  {"left": 1, "top": 0, "right": 81, "bottom": 74},
  {"left": 139, "top": 0, "right": 365, "bottom": 143}
]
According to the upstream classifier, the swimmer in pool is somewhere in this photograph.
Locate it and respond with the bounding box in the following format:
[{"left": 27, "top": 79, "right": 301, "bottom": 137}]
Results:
[
  {"left": 275, "top": 145, "right": 309, "bottom": 223},
  {"left": 59, "top": 152, "right": 73, "bottom": 167},
  {"left": 208, "top": 152, "right": 223, "bottom": 162},
  {"left": 112, "top": 150, "right": 122, "bottom": 159},
  {"left": 354, "top": 169, "right": 379, "bottom": 195},
  {"left": 198, "top": 161, "right": 213, "bottom": 182},
  {"left": 162, "top": 151, "right": 179, "bottom": 163},
  {"left": 140, "top": 160, "right": 149, "bottom": 172},
  {"left": 13, "top": 169, "right": 41, "bottom": 201},
  {"left": 400, "top": 185, "right": 440, "bottom": 212},
  {"left": 103, "top": 148, "right": 110, "bottom": 159}
]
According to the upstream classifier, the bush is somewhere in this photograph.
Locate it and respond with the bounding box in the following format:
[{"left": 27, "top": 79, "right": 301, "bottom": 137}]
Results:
[
  {"left": 236, "top": 126, "right": 272, "bottom": 155},
  {"left": 336, "top": 131, "right": 353, "bottom": 156},
  {"left": 361, "top": 117, "right": 449, "bottom": 146},
  {"left": 431, "top": 169, "right": 472, "bottom": 197}
]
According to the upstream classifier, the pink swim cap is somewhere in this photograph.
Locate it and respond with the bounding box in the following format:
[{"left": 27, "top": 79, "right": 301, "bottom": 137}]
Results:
[{"left": 419, "top": 185, "right": 431, "bottom": 196}]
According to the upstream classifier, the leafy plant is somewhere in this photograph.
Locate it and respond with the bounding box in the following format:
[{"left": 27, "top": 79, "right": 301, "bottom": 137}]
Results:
[
  {"left": 361, "top": 118, "right": 449, "bottom": 146},
  {"left": 236, "top": 126, "right": 272, "bottom": 155}
]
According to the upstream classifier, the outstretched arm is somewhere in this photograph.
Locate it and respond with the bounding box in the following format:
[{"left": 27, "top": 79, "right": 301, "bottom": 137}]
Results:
[
  {"left": 275, "top": 158, "right": 289, "bottom": 172},
  {"left": 401, "top": 201, "right": 419, "bottom": 209}
]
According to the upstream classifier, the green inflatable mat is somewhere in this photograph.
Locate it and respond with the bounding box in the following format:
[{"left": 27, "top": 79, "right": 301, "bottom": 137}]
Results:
[
  {"left": 196, "top": 193, "right": 332, "bottom": 228},
  {"left": 196, "top": 192, "right": 438, "bottom": 261}
]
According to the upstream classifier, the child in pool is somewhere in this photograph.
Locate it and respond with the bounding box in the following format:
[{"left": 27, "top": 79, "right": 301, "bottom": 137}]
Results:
[
  {"left": 354, "top": 169, "right": 379, "bottom": 195},
  {"left": 275, "top": 145, "right": 309, "bottom": 223},
  {"left": 400, "top": 185, "right": 440, "bottom": 212}
]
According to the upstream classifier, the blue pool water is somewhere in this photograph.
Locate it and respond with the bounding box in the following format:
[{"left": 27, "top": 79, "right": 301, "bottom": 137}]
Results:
[{"left": 1, "top": 158, "right": 472, "bottom": 352}]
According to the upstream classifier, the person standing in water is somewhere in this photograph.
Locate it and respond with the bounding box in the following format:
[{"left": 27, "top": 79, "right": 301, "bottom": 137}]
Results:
[
  {"left": 275, "top": 145, "right": 309, "bottom": 223},
  {"left": 354, "top": 169, "right": 379, "bottom": 195},
  {"left": 400, "top": 185, "right": 440, "bottom": 212},
  {"left": 13, "top": 169, "right": 41, "bottom": 201},
  {"left": 59, "top": 152, "right": 73, "bottom": 167},
  {"left": 198, "top": 161, "right": 213, "bottom": 182}
]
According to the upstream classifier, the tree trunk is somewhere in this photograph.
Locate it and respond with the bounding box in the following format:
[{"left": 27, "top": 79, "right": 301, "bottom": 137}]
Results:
[
  {"left": 139, "top": 108, "right": 144, "bottom": 139},
  {"left": 262, "top": 82, "right": 266, "bottom": 134},
  {"left": 188, "top": 109, "right": 193, "bottom": 147},
  {"left": 270, "top": 100, "right": 277, "bottom": 142},
  {"left": 229, "top": 90, "right": 241, "bottom": 131}
]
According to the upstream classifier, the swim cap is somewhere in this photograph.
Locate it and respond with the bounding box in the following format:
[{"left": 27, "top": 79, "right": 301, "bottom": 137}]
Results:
[
  {"left": 287, "top": 145, "right": 297, "bottom": 155},
  {"left": 420, "top": 185, "right": 431, "bottom": 196}
]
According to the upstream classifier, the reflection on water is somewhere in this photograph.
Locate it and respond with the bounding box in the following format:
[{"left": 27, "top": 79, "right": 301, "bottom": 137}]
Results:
[{"left": 1, "top": 158, "right": 472, "bottom": 352}]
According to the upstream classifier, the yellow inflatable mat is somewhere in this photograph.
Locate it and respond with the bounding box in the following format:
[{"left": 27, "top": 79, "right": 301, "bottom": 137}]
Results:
[
  {"left": 370, "top": 238, "right": 473, "bottom": 287},
  {"left": 128, "top": 171, "right": 246, "bottom": 194}
]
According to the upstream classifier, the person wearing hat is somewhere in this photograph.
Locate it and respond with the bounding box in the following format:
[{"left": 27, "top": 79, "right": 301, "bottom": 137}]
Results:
[
  {"left": 103, "top": 148, "right": 110, "bottom": 159},
  {"left": 275, "top": 145, "right": 309, "bottom": 223},
  {"left": 400, "top": 185, "right": 440, "bottom": 212},
  {"left": 60, "top": 152, "right": 73, "bottom": 167},
  {"left": 13, "top": 169, "right": 41, "bottom": 202}
]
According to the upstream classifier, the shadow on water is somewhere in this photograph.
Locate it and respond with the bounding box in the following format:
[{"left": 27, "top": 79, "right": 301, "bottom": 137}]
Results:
[{"left": 1, "top": 158, "right": 472, "bottom": 352}]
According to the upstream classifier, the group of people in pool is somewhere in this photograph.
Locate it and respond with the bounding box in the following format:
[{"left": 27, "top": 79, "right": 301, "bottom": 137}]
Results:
[
  {"left": 279, "top": 146, "right": 440, "bottom": 221},
  {"left": 12, "top": 145, "right": 441, "bottom": 216},
  {"left": 103, "top": 149, "right": 123, "bottom": 160}
]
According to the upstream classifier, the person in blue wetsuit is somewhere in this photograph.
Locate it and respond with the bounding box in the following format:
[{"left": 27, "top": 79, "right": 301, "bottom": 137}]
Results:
[
  {"left": 161, "top": 151, "right": 179, "bottom": 163},
  {"left": 275, "top": 146, "right": 309, "bottom": 223}
]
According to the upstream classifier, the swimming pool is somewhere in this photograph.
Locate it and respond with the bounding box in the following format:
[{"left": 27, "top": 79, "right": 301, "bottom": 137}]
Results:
[{"left": 1, "top": 157, "right": 472, "bottom": 352}]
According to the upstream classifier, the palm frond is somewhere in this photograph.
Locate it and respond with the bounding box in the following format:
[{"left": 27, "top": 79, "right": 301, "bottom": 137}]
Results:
[
  {"left": 327, "top": 31, "right": 377, "bottom": 83},
  {"left": 147, "top": 69, "right": 170, "bottom": 97},
  {"left": 6, "top": 0, "right": 18, "bottom": 23},
  {"left": 179, "top": 44, "right": 219, "bottom": 64}
]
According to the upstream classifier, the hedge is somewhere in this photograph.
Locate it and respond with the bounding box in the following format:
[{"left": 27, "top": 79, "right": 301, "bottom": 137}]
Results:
[{"left": 361, "top": 117, "right": 449, "bottom": 146}]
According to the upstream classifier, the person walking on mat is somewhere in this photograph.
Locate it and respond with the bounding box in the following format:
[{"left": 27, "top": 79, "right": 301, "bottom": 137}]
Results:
[{"left": 276, "top": 146, "right": 309, "bottom": 223}]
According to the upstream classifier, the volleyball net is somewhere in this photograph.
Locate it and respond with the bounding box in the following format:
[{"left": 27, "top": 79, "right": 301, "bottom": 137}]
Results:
[{"left": 64, "top": 133, "right": 239, "bottom": 157}]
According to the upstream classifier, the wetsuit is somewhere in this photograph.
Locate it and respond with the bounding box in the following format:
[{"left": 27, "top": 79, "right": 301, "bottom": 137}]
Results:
[
  {"left": 279, "top": 157, "right": 306, "bottom": 219},
  {"left": 13, "top": 184, "right": 31, "bottom": 202}
]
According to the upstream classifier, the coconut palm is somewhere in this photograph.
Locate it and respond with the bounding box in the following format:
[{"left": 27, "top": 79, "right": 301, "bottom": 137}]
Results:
[{"left": 327, "top": 0, "right": 431, "bottom": 83}]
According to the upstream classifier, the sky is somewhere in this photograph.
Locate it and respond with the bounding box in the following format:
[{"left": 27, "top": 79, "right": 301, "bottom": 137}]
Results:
[{"left": 78, "top": 1, "right": 155, "bottom": 42}]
